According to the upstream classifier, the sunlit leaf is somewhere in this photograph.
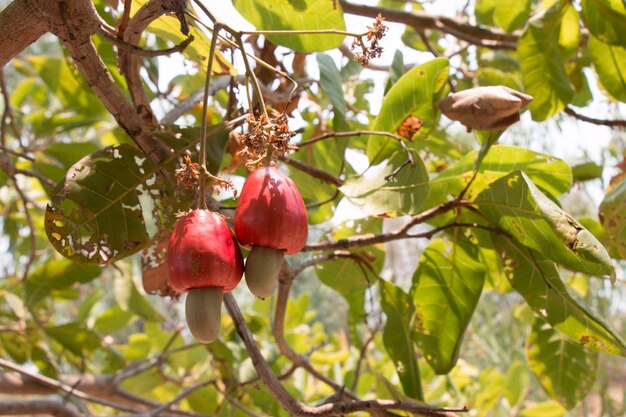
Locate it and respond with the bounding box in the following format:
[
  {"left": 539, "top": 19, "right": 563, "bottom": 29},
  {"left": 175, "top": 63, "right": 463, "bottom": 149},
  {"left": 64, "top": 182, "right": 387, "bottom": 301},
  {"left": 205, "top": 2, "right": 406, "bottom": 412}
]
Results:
[
  {"left": 526, "top": 319, "right": 598, "bottom": 409},
  {"left": 366, "top": 57, "right": 449, "bottom": 164},
  {"left": 476, "top": 171, "right": 613, "bottom": 278},
  {"left": 571, "top": 161, "right": 603, "bottom": 182},
  {"left": 340, "top": 150, "right": 429, "bottom": 216},
  {"left": 580, "top": 0, "right": 626, "bottom": 47},
  {"left": 379, "top": 279, "right": 423, "bottom": 400},
  {"left": 411, "top": 236, "right": 485, "bottom": 374},
  {"left": 495, "top": 235, "right": 626, "bottom": 356},
  {"left": 518, "top": 2, "right": 574, "bottom": 120},
  {"left": 588, "top": 35, "right": 626, "bottom": 102},
  {"left": 427, "top": 145, "right": 572, "bottom": 206},
  {"left": 232, "top": 0, "right": 346, "bottom": 52},
  {"left": 26, "top": 56, "right": 108, "bottom": 117},
  {"left": 494, "top": 0, "right": 532, "bottom": 32},
  {"left": 520, "top": 401, "right": 566, "bottom": 417}
]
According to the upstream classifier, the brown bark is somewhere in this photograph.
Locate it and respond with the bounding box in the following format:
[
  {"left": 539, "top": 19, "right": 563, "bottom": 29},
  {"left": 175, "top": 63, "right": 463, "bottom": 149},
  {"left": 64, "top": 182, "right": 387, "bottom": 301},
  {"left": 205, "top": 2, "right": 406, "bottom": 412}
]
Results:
[{"left": 0, "top": 0, "right": 49, "bottom": 67}]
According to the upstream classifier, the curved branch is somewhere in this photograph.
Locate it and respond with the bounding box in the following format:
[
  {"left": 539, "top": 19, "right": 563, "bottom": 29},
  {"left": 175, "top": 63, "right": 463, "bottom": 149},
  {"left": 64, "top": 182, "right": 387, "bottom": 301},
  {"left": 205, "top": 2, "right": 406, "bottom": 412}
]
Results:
[
  {"left": 281, "top": 156, "right": 345, "bottom": 187},
  {"left": 564, "top": 107, "right": 626, "bottom": 129},
  {"left": 339, "top": 0, "right": 518, "bottom": 50},
  {"left": 0, "top": 0, "right": 49, "bottom": 68},
  {"left": 224, "top": 292, "right": 466, "bottom": 417},
  {"left": 0, "top": 400, "right": 81, "bottom": 417}
]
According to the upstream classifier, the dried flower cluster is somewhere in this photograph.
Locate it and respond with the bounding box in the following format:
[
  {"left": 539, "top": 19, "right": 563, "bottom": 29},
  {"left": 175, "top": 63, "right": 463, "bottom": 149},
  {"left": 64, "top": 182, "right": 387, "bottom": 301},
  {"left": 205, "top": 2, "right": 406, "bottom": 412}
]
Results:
[
  {"left": 175, "top": 154, "right": 235, "bottom": 195},
  {"left": 238, "top": 113, "right": 297, "bottom": 170},
  {"left": 352, "top": 14, "right": 388, "bottom": 66}
]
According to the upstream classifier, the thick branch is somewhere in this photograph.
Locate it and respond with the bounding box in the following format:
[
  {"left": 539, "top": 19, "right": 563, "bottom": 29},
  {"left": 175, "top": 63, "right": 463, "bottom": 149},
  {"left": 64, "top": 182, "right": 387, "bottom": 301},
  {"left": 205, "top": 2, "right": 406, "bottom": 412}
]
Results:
[
  {"left": 0, "top": 0, "right": 49, "bottom": 68},
  {"left": 0, "top": 400, "right": 81, "bottom": 417}
]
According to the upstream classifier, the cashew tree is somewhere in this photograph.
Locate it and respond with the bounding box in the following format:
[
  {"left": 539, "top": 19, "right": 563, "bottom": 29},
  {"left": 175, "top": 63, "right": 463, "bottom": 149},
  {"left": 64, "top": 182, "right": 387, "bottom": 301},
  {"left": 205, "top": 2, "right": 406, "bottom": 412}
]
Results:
[{"left": 0, "top": 0, "right": 625, "bottom": 416}]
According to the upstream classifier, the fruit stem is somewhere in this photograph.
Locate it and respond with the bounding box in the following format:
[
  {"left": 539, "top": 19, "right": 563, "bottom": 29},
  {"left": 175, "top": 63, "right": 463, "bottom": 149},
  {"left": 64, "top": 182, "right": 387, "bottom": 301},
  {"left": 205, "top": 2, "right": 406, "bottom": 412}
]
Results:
[{"left": 198, "top": 23, "right": 222, "bottom": 210}]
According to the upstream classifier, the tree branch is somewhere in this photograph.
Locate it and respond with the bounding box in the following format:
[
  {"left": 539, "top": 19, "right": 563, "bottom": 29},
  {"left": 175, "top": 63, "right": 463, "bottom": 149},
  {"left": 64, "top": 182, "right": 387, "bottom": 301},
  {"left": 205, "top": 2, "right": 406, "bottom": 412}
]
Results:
[
  {"left": 0, "top": 0, "right": 49, "bottom": 68},
  {"left": 224, "top": 292, "right": 466, "bottom": 417},
  {"left": 0, "top": 400, "right": 82, "bottom": 417},
  {"left": 339, "top": 0, "right": 518, "bottom": 50},
  {"left": 303, "top": 200, "right": 471, "bottom": 252},
  {"left": 564, "top": 106, "right": 626, "bottom": 129},
  {"left": 281, "top": 156, "right": 345, "bottom": 187}
]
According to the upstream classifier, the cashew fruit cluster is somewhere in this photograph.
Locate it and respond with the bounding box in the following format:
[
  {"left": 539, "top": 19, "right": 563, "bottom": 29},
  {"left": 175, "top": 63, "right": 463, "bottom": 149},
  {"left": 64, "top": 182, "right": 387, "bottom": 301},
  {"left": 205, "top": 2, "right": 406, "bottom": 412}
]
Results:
[{"left": 167, "top": 166, "right": 307, "bottom": 343}]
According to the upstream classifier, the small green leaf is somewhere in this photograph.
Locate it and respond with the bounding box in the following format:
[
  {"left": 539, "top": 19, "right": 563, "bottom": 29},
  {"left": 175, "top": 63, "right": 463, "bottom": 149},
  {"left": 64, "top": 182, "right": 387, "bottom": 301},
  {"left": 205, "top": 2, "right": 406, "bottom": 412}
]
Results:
[
  {"left": 24, "top": 260, "right": 101, "bottom": 307},
  {"left": 504, "top": 360, "right": 530, "bottom": 407},
  {"left": 366, "top": 58, "right": 449, "bottom": 164},
  {"left": 495, "top": 235, "right": 626, "bottom": 356},
  {"left": 384, "top": 49, "right": 405, "bottom": 94},
  {"left": 94, "top": 306, "right": 136, "bottom": 335},
  {"left": 379, "top": 279, "right": 423, "bottom": 400},
  {"left": 526, "top": 319, "right": 598, "bottom": 409},
  {"left": 27, "top": 56, "right": 107, "bottom": 117},
  {"left": 317, "top": 54, "right": 347, "bottom": 117},
  {"left": 232, "top": 0, "right": 346, "bottom": 52},
  {"left": 340, "top": 150, "right": 429, "bottom": 216},
  {"left": 580, "top": 0, "right": 626, "bottom": 47},
  {"left": 588, "top": 35, "right": 626, "bottom": 102},
  {"left": 494, "top": 0, "right": 532, "bottom": 32},
  {"left": 476, "top": 171, "right": 614, "bottom": 278},
  {"left": 411, "top": 237, "right": 485, "bottom": 374},
  {"left": 571, "top": 161, "right": 604, "bottom": 182},
  {"left": 114, "top": 274, "right": 163, "bottom": 322},
  {"left": 518, "top": 2, "right": 575, "bottom": 120},
  {"left": 520, "top": 401, "right": 566, "bottom": 417},
  {"left": 47, "top": 323, "right": 102, "bottom": 356}
]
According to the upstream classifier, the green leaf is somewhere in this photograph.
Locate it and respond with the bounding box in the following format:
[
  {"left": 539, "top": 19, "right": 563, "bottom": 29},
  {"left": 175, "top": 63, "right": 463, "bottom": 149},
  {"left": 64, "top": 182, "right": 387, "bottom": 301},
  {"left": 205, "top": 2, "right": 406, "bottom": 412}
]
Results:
[
  {"left": 526, "top": 319, "right": 598, "bottom": 409},
  {"left": 558, "top": 4, "right": 580, "bottom": 52},
  {"left": 588, "top": 35, "right": 626, "bottom": 102},
  {"left": 411, "top": 237, "right": 485, "bottom": 374},
  {"left": 366, "top": 58, "right": 449, "bottom": 164},
  {"left": 520, "top": 401, "right": 566, "bottom": 417},
  {"left": 44, "top": 144, "right": 171, "bottom": 264},
  {"left": 379, "top": 279, "right": 423, "bottom": 400},
  {"left": 495, "top": 235, "right": 626, "bottom": 356},
  {"left": 232, "top": 0, "right": 346, "bottom": 52},
  {"left": 140, "top": 1, "right": 234, "bottom": 75},
  {"left": 317, "top": 54, "right": 347, "bottom": 117},
  {"left": 504, "top": 360, "right": 530, "bottom": 407},
  {"left": 32, "top": 142, "right": 101, "bottom": 192},
  {"left": 114, "top": 273, "right": 163, "bottom": 322},
  {"left": 475, "top": 171, "right": 614, "bottom": 278},
  {"left": 571, "top": 161, "right": 603, "bottom": 182},
  {"left": 427, "top": 145, "right": 573, "bottom": 206},
  {"left": 518, "top": 3, "right": 574, "bottom": 120},
  {"left": 493, "top": 0, "right": 532, "bottom": 32},
  {"left": 599, "top": 178, "right": 626, "bottom": 258},
  {"left": 384, "top": 49, "right": 405, "bottom": 94},
  {"left": 24, "top": 260, "right": 101, "bottom": 308},
  {"left": 26, "top": 56, "right": 107, "bottom": 117},
  {"left": 580, "top": 0, "right": 626, "bottom": 47},
  {"left": 340, "top": 150, "right": 429, "bottom": 216},
  {"left": 47, "top": 323, "right": 102, "bottom": 356},
  {"left": 94, "top": 306, "right": 136, "bottom": 335}
]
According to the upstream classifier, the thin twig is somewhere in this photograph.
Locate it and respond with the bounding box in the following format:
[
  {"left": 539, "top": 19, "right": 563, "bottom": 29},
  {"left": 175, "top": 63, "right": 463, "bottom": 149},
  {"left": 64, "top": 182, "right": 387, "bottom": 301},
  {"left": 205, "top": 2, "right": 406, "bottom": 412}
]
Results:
[
  {"left": 564, "top": 107, "right": 626, "bottom": 129},
  {"left": 281, "top": 156, "right": 344, "bottom": 187},
  {"left": 98, "top": 25, "right": 194, "bottom": 57}
]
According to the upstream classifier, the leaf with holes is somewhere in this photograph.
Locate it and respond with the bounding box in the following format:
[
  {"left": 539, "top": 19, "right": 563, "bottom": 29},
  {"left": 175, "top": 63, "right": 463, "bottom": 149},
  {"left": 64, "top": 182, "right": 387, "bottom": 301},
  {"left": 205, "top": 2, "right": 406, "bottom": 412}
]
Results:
[
  {"left": 475, "top": 171, "right": 614, "bottom": 279},
  {"left": 340, "top": 150, "right": 429, "bottom": 216},
  {"left": 526, "top": 319, "right": 598, "bottom": 409},
  {"left": 44, "top": 144, "right": 173, "bottom": 265},
  {"left": 495, "top": 235, "right": 626, "bottom": 356},
  {"left": 366, "top": 58, "right": 449, "bottom": 164},
  {"left": 411, "top": 236, "right": 485, "bottom": 374},
  {"left": 232, "top": 0, "right": 346, "bottom": 52},
  {"left": 599, "top": 177, "right": 626, "bottom": 259}
]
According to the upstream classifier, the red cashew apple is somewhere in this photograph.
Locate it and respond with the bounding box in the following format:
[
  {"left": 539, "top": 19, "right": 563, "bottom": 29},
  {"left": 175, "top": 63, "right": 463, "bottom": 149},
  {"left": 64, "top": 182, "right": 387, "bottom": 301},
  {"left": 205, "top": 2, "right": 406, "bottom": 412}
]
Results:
[
  {"left": 168, "top": 209, "right": 244, "bottom": 343},
  {"left": 234, "top": 166, "right": 308, "bottom": 298}
]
